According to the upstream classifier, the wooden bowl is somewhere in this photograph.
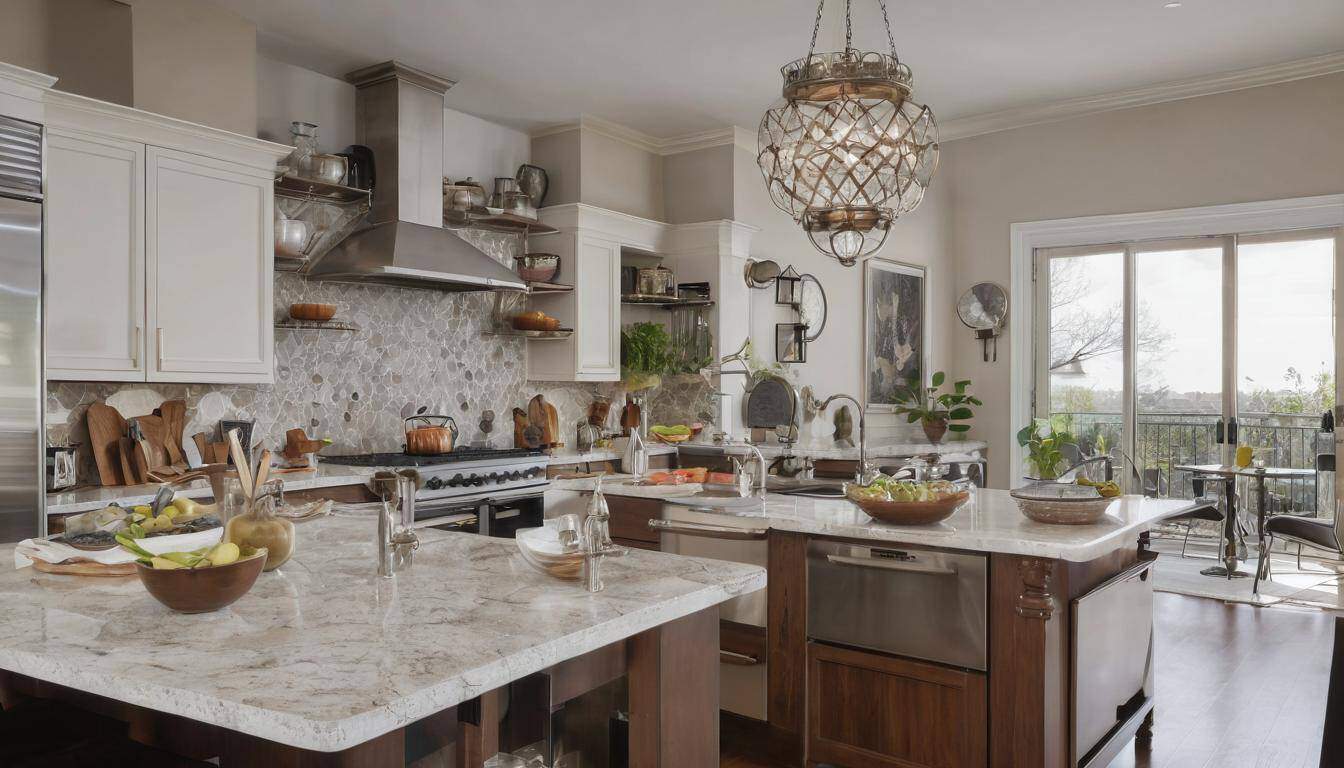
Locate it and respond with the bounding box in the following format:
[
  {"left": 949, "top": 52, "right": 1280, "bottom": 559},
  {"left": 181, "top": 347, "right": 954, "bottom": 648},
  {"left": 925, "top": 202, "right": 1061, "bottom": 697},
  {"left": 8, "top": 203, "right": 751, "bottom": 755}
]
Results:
[
  {"left": 846, "top": 489, "right": 969, "bottom": 526},
  {"left": 135, "top": 549, "right": 267, "bottom": 613},
  {"left": 289, "top": 303, "right": 337, "bottom": 322}
]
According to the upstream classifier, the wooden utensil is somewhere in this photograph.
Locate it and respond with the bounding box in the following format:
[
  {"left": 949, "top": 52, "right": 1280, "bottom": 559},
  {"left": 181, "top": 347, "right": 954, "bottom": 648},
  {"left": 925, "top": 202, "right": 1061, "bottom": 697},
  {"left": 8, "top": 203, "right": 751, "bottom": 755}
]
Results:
[
  {"left": 512, "top": 408, "right": 530, "bottom": 449},
  {"left": 227, "top": 428, "right": 253, "bottom": 501},
  {"left": 253, "top": 449, "right": 272, "bottom": 494},
  {"left": 283, "top": 428, "right": 326, "bottom": 460},
  {"left": 85, "top": 402, "right": 127, "bottom": 486},
  {"left": 156, "top": 400, "right": 187, "bottom": 466},
  {"left": 130, "top": 415, "right": 169, "bottom": 473}
]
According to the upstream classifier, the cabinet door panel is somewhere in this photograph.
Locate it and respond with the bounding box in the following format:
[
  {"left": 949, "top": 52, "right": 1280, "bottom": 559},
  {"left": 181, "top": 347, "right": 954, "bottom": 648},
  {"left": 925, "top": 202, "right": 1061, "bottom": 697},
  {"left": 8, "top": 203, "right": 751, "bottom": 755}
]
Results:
[
  {"left": 44, "top": 131, "right": 145, "bottom": 380},
  {"left": 145, "top": 147, "right": 272, "bottom": 383},
  {"left": 807, "top": 641, "right": 987, "bottom": 768},
  {"left": 573, "top": 234, "right": 619, "bottom": 378}
]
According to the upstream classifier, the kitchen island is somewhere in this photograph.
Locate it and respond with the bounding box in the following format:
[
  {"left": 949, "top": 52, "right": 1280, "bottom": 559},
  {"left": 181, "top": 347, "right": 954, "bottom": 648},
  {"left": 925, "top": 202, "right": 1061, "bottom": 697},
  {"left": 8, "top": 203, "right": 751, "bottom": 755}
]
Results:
[
  {"left": 552, "top": 477, "right": 1199, "bottom": 768},
  {"left": 0, "top": 512, "right": 765, "bottom": 766}
]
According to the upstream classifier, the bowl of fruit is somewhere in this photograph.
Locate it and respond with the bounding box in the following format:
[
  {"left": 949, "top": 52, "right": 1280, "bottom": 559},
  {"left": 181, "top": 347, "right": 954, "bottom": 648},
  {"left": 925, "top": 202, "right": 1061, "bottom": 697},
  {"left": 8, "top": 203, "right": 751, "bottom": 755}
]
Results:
[
  {"left": 117, "top": 535, "right": 267, "bottom": 614},
  {"left": 844, "top": 476, "right": 970, "bottom": 526},
  {"left": 1008, "top": 479, "right": 1119, "bottom": 525}
]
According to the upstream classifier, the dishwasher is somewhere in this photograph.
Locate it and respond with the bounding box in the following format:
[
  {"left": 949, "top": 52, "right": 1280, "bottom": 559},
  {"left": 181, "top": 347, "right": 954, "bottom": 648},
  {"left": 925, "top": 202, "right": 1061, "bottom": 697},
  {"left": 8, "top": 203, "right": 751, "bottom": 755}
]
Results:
[{"left": 807, "top": 539, "right": 988, "bottom": 671}]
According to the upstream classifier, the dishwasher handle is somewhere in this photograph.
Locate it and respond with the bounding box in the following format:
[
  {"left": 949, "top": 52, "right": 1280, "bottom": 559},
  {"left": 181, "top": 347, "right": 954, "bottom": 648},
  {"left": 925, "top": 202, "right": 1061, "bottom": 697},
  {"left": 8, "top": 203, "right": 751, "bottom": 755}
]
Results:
[
  {"left": 825, "top": 553, "right": 958, "bottom": 576},
  {"left": 648, "top": 518, "right": 769, "bottom": 541}
]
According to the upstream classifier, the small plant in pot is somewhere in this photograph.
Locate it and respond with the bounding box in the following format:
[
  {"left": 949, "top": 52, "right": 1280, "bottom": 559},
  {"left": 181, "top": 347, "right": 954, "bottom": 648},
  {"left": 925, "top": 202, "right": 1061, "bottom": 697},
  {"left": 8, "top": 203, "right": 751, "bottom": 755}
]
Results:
[{"left": 894, "top": 372, "right": 979, "bottom": 443}]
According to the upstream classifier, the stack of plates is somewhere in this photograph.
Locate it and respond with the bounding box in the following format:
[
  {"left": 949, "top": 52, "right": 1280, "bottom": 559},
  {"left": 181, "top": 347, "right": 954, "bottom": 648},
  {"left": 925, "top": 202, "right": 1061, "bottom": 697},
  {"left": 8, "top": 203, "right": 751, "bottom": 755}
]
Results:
[{"left": 516, "top": 523, "right": 584, "bottom": 580}]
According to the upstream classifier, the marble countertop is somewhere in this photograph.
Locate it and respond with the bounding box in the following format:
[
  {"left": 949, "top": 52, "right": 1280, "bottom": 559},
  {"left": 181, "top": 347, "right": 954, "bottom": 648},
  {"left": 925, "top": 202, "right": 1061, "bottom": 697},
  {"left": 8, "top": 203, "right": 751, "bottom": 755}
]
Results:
[
  {"left": 545, "top": 443, "right": 677, "bottom": 465},
  {"left": 0, "top": 513, "right": 764, "bottom": 752},
  {"left": 550, "top": 477, "right": 1197, "bottom": 562},
  {"left": 677, "top": 438, "right": 988, "bottom": 461},
  {"left": 46, "top": 464, "right": 376, "bottom": 516}
]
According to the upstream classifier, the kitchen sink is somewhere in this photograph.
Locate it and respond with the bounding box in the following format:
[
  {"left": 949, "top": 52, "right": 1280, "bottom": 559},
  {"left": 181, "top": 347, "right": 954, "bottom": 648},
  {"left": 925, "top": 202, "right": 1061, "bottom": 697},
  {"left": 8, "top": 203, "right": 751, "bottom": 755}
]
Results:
[
  {"left": 773, "top": 484, "right": 847, "bottom": 499},
  {"left": 662, "top": 489, "right": 765, "bottom": 509}
]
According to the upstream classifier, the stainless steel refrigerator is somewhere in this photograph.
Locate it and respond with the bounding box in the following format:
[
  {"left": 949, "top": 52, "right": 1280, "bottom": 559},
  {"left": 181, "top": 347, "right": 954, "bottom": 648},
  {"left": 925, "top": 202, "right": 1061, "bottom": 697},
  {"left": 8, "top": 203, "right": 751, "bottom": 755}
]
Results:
[{"left": 0, "top": 114, "right": 43, "bottom": 541}]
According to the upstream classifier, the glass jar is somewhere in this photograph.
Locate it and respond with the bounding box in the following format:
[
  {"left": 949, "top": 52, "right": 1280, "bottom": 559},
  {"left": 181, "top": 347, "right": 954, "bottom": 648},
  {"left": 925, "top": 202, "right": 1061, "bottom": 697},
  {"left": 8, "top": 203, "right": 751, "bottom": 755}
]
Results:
[
  {"left": 285, "top": 121, "right": 320, "bottom": 179},
  {"left": 224, "top": 494, "right": 296, "bottom": 571}
]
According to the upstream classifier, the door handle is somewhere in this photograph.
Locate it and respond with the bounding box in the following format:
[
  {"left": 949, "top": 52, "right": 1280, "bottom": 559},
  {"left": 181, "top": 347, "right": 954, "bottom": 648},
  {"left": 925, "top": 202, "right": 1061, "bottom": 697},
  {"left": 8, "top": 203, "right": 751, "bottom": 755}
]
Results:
[
  {"left": 719, "top": 650, "right": 760, "bottom": 666},
  {"left": 132, "top": 326, "right": 141, "bottom": 368},
  {"left": 155, "top": 327, "right": 164, "bottom": 370},
  {"left": 824, "top": 553, "right": 957, "bottom": 575},
  {"left": 648, "top": 519, "right": 769, "bottom": 540}
]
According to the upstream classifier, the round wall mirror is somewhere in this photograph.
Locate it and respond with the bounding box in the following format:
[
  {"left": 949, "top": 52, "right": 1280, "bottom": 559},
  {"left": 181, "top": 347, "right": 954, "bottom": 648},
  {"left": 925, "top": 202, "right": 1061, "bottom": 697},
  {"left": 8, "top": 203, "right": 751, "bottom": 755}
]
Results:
[
  {"left": 956, "top": 282, "right": 1008, "bottom": 330},
  {"left": 797, "top": 274, "right": 827, "bottom": 341}
]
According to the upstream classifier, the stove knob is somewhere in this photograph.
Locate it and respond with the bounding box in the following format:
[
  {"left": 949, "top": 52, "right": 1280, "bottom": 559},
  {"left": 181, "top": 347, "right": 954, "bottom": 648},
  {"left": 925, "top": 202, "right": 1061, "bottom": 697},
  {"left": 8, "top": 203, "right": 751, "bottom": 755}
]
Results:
[
  {"left": 495, "top": 473, "right": 508, "bottom": 484},
  {"left": 425, "top": 477, "right": 443, "bottom": 490},
  {"left": 509, "top": 471, "right": 522, "bottom": 481},
  {"left": 448, "top": 473, "right": 465, "bottom": 487},
  {"left": 470, "top": 475, "right": 485, "bottom": 487}
]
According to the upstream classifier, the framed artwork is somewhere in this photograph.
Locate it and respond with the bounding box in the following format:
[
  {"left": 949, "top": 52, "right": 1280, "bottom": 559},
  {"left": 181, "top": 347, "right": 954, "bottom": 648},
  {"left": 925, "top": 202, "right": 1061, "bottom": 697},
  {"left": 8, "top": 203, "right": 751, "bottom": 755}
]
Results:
[{"left": 863, "top": 258, "right": 928, "bottom": 412}]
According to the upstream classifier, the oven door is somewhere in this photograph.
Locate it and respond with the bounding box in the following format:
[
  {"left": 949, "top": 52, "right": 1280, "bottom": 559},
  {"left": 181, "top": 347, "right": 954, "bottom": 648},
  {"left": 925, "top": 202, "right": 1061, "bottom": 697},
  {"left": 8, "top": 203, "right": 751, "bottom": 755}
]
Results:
[
  {"left": 413, "top": 498, "right": 480, "bottom": 534},
  {"left": 481, "top": 488, "right": 545, "bottom": 539}
]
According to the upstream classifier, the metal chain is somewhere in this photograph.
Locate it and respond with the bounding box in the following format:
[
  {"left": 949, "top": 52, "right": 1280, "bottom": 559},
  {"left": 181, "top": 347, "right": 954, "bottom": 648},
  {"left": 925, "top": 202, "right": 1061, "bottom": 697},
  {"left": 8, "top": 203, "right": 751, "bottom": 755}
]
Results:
[
  {"left": 878, "top": 0, "right": 899, "bottom": 60},
  {"left": 845, "top": 0, "right": 853, "bottom": 51},
  {"left": 806, "top": 0, "right": 826, "bottom": 60}
]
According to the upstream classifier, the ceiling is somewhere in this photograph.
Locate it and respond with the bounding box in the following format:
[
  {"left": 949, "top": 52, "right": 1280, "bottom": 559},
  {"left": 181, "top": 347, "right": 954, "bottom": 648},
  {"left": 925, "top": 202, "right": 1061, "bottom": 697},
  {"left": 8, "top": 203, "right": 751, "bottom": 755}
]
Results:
[{"left": 215, "top": 0, "right": 1344, "bottom": 139}]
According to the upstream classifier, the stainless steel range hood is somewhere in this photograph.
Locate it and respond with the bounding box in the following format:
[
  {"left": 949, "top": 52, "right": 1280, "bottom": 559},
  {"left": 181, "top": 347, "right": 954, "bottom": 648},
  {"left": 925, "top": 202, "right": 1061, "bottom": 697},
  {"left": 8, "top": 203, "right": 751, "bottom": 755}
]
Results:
[{"left": 308, "top": 61, "right": 525, "bottom": 292}]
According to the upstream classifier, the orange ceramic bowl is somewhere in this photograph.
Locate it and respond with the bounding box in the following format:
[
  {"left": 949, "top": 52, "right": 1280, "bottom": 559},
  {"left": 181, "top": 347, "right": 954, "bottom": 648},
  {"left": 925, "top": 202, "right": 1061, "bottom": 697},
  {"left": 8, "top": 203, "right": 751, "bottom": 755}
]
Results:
[{"left": 289, "top": 303, "right": 337, "bottom": 322}]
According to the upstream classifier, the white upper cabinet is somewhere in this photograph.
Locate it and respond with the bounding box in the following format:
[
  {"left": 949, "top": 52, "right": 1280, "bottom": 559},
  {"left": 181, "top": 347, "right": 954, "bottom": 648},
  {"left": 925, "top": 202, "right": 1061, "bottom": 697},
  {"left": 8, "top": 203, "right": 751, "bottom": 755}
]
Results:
[
  {"left": 572, "top": 234, "right": 621, "bottom": 378},
  {"left": 146, "top": 148, "right": 273, "bottom": 382},
  {"left": 44, "top": 130, "right": 145, "bottom": 380},
  {"left": 42, "top": 91, "right": 289, "bottom": 384}
]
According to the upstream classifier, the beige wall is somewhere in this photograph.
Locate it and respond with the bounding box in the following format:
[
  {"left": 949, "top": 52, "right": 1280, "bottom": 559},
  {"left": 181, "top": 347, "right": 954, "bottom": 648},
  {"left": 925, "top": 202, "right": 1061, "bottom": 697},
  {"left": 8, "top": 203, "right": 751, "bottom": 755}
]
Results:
[
  {"left": 944, "top": 72, "right": 1344, "bottom": 487},
  {"left": 0, "top": 0, "right": 132, "bottom": 105},
  {"left": 580, "top": 128, "right": 664, "bottom": 220},
  {"left": 531, "top": 129, "right": 581, "bottom": 207},
  {"left": 128, "top": 0, "right": 256, "bottom": 135},
  {"left": 664, "top": 144, "right": 734, "bottom": 224}
]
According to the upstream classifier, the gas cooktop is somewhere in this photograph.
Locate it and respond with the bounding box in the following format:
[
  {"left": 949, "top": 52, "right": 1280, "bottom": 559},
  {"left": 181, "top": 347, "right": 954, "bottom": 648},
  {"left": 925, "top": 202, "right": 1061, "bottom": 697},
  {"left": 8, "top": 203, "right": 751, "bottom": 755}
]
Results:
[{"left": 321, "top": 447, "right": 544, "bottom": 467}]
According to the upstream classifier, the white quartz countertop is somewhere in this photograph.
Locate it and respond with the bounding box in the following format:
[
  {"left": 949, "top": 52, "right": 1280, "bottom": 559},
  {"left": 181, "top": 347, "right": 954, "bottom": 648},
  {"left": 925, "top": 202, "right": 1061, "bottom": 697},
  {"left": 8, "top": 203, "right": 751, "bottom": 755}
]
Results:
[
  {"left": 46, "top": 463, "right": 376, "bottom": 516},
  {"left": 551, "top": 478, "right": 1197, "bottom": 562},
  {"left": 0, "top": 513, "right": 764, "bottom": 752},
  {"left": 545, "top": 443, "right": 677, "bottom": 465},
  {"left": 677, "top": 438, "right": 987, "bottom": 461}
]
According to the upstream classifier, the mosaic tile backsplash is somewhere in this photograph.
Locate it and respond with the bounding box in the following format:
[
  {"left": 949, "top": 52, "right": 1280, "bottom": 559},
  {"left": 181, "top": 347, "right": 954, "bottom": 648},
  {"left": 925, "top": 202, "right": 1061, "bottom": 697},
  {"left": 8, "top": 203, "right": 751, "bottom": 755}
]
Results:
[{"left": 47, "top": 230, "right": 715, "bottom": 483}]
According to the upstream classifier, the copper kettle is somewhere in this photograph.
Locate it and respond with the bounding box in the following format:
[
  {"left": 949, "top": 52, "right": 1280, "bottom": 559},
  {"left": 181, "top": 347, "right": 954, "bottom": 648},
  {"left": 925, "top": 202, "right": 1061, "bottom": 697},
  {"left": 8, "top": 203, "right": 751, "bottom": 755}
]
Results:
[{"left": 404, "top": 415, "right": 458, "bottom": 455}]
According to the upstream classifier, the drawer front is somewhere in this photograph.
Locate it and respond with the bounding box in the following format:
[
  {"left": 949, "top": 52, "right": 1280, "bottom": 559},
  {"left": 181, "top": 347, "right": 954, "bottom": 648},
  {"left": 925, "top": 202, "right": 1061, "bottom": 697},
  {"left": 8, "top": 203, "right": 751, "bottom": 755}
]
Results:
[
  {"left": 807, "top": 539, "right": 987, "bottom": 671},
  {"left": 606, "top": 496, "right": 662, "bottom": 544},
  {"left": 808, "top": 641, "right": 986, "bottom": 768}
]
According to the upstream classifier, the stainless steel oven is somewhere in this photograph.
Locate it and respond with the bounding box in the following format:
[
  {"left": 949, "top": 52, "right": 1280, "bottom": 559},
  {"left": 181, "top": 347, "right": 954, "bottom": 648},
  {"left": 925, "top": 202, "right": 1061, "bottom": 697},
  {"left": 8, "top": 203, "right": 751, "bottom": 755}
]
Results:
[{"left": 415, "top": 488, "right": 545, "bottom": 539}]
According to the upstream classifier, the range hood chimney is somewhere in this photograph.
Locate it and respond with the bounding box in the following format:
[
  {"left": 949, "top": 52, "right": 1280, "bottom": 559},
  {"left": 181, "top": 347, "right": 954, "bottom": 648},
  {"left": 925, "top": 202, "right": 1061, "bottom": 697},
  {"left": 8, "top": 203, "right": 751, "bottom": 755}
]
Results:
[{"left": 308, "top": 61, "right": 525, "bottom": 292}]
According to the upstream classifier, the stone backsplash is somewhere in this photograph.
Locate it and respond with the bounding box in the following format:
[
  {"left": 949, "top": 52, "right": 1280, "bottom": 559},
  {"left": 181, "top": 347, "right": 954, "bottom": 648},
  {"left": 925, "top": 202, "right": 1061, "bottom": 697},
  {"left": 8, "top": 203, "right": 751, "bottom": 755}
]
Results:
[{"left": 47, "top": 229, "right": 715, "bottom": 483}]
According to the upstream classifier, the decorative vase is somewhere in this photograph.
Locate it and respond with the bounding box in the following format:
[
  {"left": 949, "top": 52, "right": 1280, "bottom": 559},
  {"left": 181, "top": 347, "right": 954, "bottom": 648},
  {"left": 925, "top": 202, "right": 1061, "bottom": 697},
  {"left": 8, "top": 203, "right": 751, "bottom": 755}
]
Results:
[
  {"left": 516, "top": 163, "right": 549, "bottom": 208},
  {"left": 922, "top": 416, "right": 949, "bottom": 444}
]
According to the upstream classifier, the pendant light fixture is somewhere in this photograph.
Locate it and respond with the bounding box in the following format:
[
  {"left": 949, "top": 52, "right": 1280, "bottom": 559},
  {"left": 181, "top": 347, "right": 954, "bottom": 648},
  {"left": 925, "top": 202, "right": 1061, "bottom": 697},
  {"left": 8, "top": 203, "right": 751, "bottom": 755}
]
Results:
[{"left": 757, "top": 0, "right": 939, "bottom": 266}]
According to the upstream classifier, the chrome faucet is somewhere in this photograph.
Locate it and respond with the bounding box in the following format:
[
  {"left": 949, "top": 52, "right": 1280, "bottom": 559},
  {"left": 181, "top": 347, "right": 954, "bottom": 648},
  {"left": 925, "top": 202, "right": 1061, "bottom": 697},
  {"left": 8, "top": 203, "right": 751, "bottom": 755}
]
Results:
[
  {"left": 582, "top": 476, "right": 624, "bottom": 592},
  {"left": 723, "top": 441, "right": 768, "bottom": 492},
  {"left": 371, "top": 469, "right": 420, "bottom": 577},
  {"left": 811, "top": 393, "right": 876, "bottom": 485}
]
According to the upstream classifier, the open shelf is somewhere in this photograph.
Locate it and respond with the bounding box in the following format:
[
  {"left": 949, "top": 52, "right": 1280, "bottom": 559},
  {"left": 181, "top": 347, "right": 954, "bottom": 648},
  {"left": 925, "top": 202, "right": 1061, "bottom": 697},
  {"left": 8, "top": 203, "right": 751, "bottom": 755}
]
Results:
[
  {"left": 275, "top": 319, "right": 361, "bottom": 333},
  {"left": 621, "top": 293, "right": 679, "bottom": 305},
  {"left": 526, "top": 281, "right": 574, "bottom": 295},
  {"left": 274, "top": 175, "right": 372, "bottom": 273},
  {"left": 275, "top": 175, "right": 372, "bottom": 205},
  {"left": 481, "top": 328, "right": 574, "bottom": 340},
  {"left": 444, "top": 208, "right": 559, "bottom": 236}
]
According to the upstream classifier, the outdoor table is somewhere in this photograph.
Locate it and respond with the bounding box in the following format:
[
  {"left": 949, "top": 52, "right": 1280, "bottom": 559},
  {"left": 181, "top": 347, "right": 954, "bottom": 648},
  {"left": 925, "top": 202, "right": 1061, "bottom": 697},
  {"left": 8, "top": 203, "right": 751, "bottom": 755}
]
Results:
[{"left": 1174, "top": 463, "right": 1316, "bottom": 578}]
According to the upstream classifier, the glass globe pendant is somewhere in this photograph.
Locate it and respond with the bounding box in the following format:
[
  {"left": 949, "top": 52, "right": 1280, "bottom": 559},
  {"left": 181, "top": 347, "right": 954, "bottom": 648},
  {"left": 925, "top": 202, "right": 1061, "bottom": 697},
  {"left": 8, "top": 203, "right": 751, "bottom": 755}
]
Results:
[{"left": 758, "top": 0, "right": 939, "bottom": 267}]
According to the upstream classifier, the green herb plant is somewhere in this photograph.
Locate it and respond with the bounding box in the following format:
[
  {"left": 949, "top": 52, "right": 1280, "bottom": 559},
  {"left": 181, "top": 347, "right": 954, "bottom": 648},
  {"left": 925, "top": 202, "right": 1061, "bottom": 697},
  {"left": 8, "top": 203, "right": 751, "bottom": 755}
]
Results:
[
  {"left": 894, "top": 371, "right": 979, "bottom": 434},
  {"left": 620, "top": 322, "right": 671, "bottom": 391}
]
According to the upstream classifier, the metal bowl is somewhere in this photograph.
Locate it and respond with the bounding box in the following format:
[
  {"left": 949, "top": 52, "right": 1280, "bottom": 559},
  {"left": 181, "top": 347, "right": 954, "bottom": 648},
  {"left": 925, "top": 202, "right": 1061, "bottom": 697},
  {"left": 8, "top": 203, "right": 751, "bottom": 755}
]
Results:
[
  {"left": 1009, "top": 485, "right": 1116, "bottom": 525},
  {"left": 308, "top": 154, "right": 348, "bottom": 185},
  {"left": 515, "top": 253, "right": 560, "bottom": 283},
  {"left": 275, "top": 218, "right": 311, "bottom": 257}
]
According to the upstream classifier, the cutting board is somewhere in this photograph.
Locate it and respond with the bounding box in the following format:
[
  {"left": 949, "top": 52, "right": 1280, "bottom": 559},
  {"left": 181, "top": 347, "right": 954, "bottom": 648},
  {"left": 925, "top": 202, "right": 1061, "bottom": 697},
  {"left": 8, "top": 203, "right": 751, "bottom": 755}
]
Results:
[
  {"left": 31, "top": 558, "right": 137, "bottom": 577},
  {"left": 130, "top": 415, "right": 170, "bottom": 473},
  {"left": 545, "top": 403, "right": 560, "bottom": 448},
  {"left": 117, "top": 437, "right": 138, "bottom": 485},
  {"left": 85, "top": 402, "right": 127, "bottom": 486},
  {"left": 156, "top": 400, "right": 187, "bottom": 466}
]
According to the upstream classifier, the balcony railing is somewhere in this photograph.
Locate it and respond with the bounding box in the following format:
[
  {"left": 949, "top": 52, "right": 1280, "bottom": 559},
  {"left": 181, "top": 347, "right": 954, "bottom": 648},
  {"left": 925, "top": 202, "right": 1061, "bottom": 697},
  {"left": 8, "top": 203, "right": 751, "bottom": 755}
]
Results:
[{"left": 1051, "top": 411, "right": 1331, "bottom": 517}]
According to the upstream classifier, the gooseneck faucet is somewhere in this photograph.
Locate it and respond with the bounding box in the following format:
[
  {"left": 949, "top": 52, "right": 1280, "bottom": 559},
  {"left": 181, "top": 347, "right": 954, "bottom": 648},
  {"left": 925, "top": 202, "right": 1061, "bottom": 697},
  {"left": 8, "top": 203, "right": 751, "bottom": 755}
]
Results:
[
  {"left": 723, "top": 441, "right": 769, "bottom": 492},
  {"left": 811, "top": 393, "right": 876, "bottom": 485}
]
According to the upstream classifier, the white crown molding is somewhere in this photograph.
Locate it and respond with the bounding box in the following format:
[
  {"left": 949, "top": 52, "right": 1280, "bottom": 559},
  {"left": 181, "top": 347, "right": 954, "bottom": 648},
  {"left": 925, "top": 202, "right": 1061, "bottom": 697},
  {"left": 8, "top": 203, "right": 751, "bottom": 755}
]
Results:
[
  {"left": 0, "top": 62, "right": 58, "bottom": 91},
  {"left": 533, "top": 51, "right": 1344, "bottom": 155},
  {"left": 940, "top": 50, "right": 1344, "bottom": 141},
  {"left": 44, "top": 89, "right": 291, "bottom": 171}
]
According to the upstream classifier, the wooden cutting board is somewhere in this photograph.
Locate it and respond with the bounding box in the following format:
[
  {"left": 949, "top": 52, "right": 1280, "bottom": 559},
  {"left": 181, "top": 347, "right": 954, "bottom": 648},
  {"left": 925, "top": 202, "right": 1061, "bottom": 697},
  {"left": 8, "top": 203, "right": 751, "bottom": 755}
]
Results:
[
  {"left": 31, "top": 558, "right": 137, "bottom": 577},
  {"left": 117, "top": 437, "right": 138, "bottom": 485},
  {"left": 130, "top": 415, "right": 170, "bottom": 472},
  {"left": 545, "top": 403, "right": 560, "bottom": 448},
  {"left": 157, "top": 399, "right": 187, "bottom": 466},
  {"left": 85, "top": 402, "right": 127, "bottom": 486}
]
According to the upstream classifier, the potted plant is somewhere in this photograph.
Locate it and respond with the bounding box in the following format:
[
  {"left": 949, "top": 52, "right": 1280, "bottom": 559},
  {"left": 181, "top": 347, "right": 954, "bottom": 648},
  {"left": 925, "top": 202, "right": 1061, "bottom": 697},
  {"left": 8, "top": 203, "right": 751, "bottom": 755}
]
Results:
[
  {"left": 1016, "top": 417, "right": 1078, "bottom": 480},
  {"left": 894, "top": 372, "right": 979, "bottom": 443},
  {"left": 619, "top": 322, "right": 670, "bottom": 392}
]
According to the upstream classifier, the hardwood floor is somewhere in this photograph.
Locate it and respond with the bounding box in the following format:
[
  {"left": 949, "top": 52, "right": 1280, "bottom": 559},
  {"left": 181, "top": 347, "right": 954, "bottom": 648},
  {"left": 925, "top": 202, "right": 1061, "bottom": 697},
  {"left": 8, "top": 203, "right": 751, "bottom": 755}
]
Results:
[{"left": 720, "top": 593, "right": 1336, "bottom": 768}]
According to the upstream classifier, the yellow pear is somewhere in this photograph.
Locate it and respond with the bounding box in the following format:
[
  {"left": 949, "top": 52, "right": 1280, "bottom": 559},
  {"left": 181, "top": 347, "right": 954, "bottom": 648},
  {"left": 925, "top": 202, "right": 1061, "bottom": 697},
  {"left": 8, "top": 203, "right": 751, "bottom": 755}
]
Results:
[
  {"left": 206, "top": 542, "right": 240, "bottom": 567},
  {"left": 149, "top": 556, "right": 184, "bottom": 570}
]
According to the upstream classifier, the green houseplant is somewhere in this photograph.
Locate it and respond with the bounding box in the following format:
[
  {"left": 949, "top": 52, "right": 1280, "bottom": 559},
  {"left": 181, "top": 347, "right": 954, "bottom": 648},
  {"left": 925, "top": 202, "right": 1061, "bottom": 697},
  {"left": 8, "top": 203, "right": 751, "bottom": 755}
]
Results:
[
  {"left": 894, "top": 372, "right": 979, "bottom": 443},
  {"left": 1016, "top": 417, "right": 1079, "bottom": 480}
]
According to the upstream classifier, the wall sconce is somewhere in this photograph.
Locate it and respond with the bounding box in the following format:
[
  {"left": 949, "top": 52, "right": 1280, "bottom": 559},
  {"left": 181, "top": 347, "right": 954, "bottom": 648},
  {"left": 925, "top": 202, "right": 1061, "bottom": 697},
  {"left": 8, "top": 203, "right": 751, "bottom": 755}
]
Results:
[
  {"left": 775, "top": 265, "right": 802, "bottom": 306},
  {"left": 776, "top": 322, "right": 807, "bottom": 363}
]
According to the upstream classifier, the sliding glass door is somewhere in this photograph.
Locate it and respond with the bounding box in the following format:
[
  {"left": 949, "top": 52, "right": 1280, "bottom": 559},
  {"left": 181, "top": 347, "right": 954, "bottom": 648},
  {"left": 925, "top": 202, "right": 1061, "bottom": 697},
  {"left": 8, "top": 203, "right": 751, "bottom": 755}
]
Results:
[{"left": 1036, "top": 228, "right": 1338, "bottom": 511}]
